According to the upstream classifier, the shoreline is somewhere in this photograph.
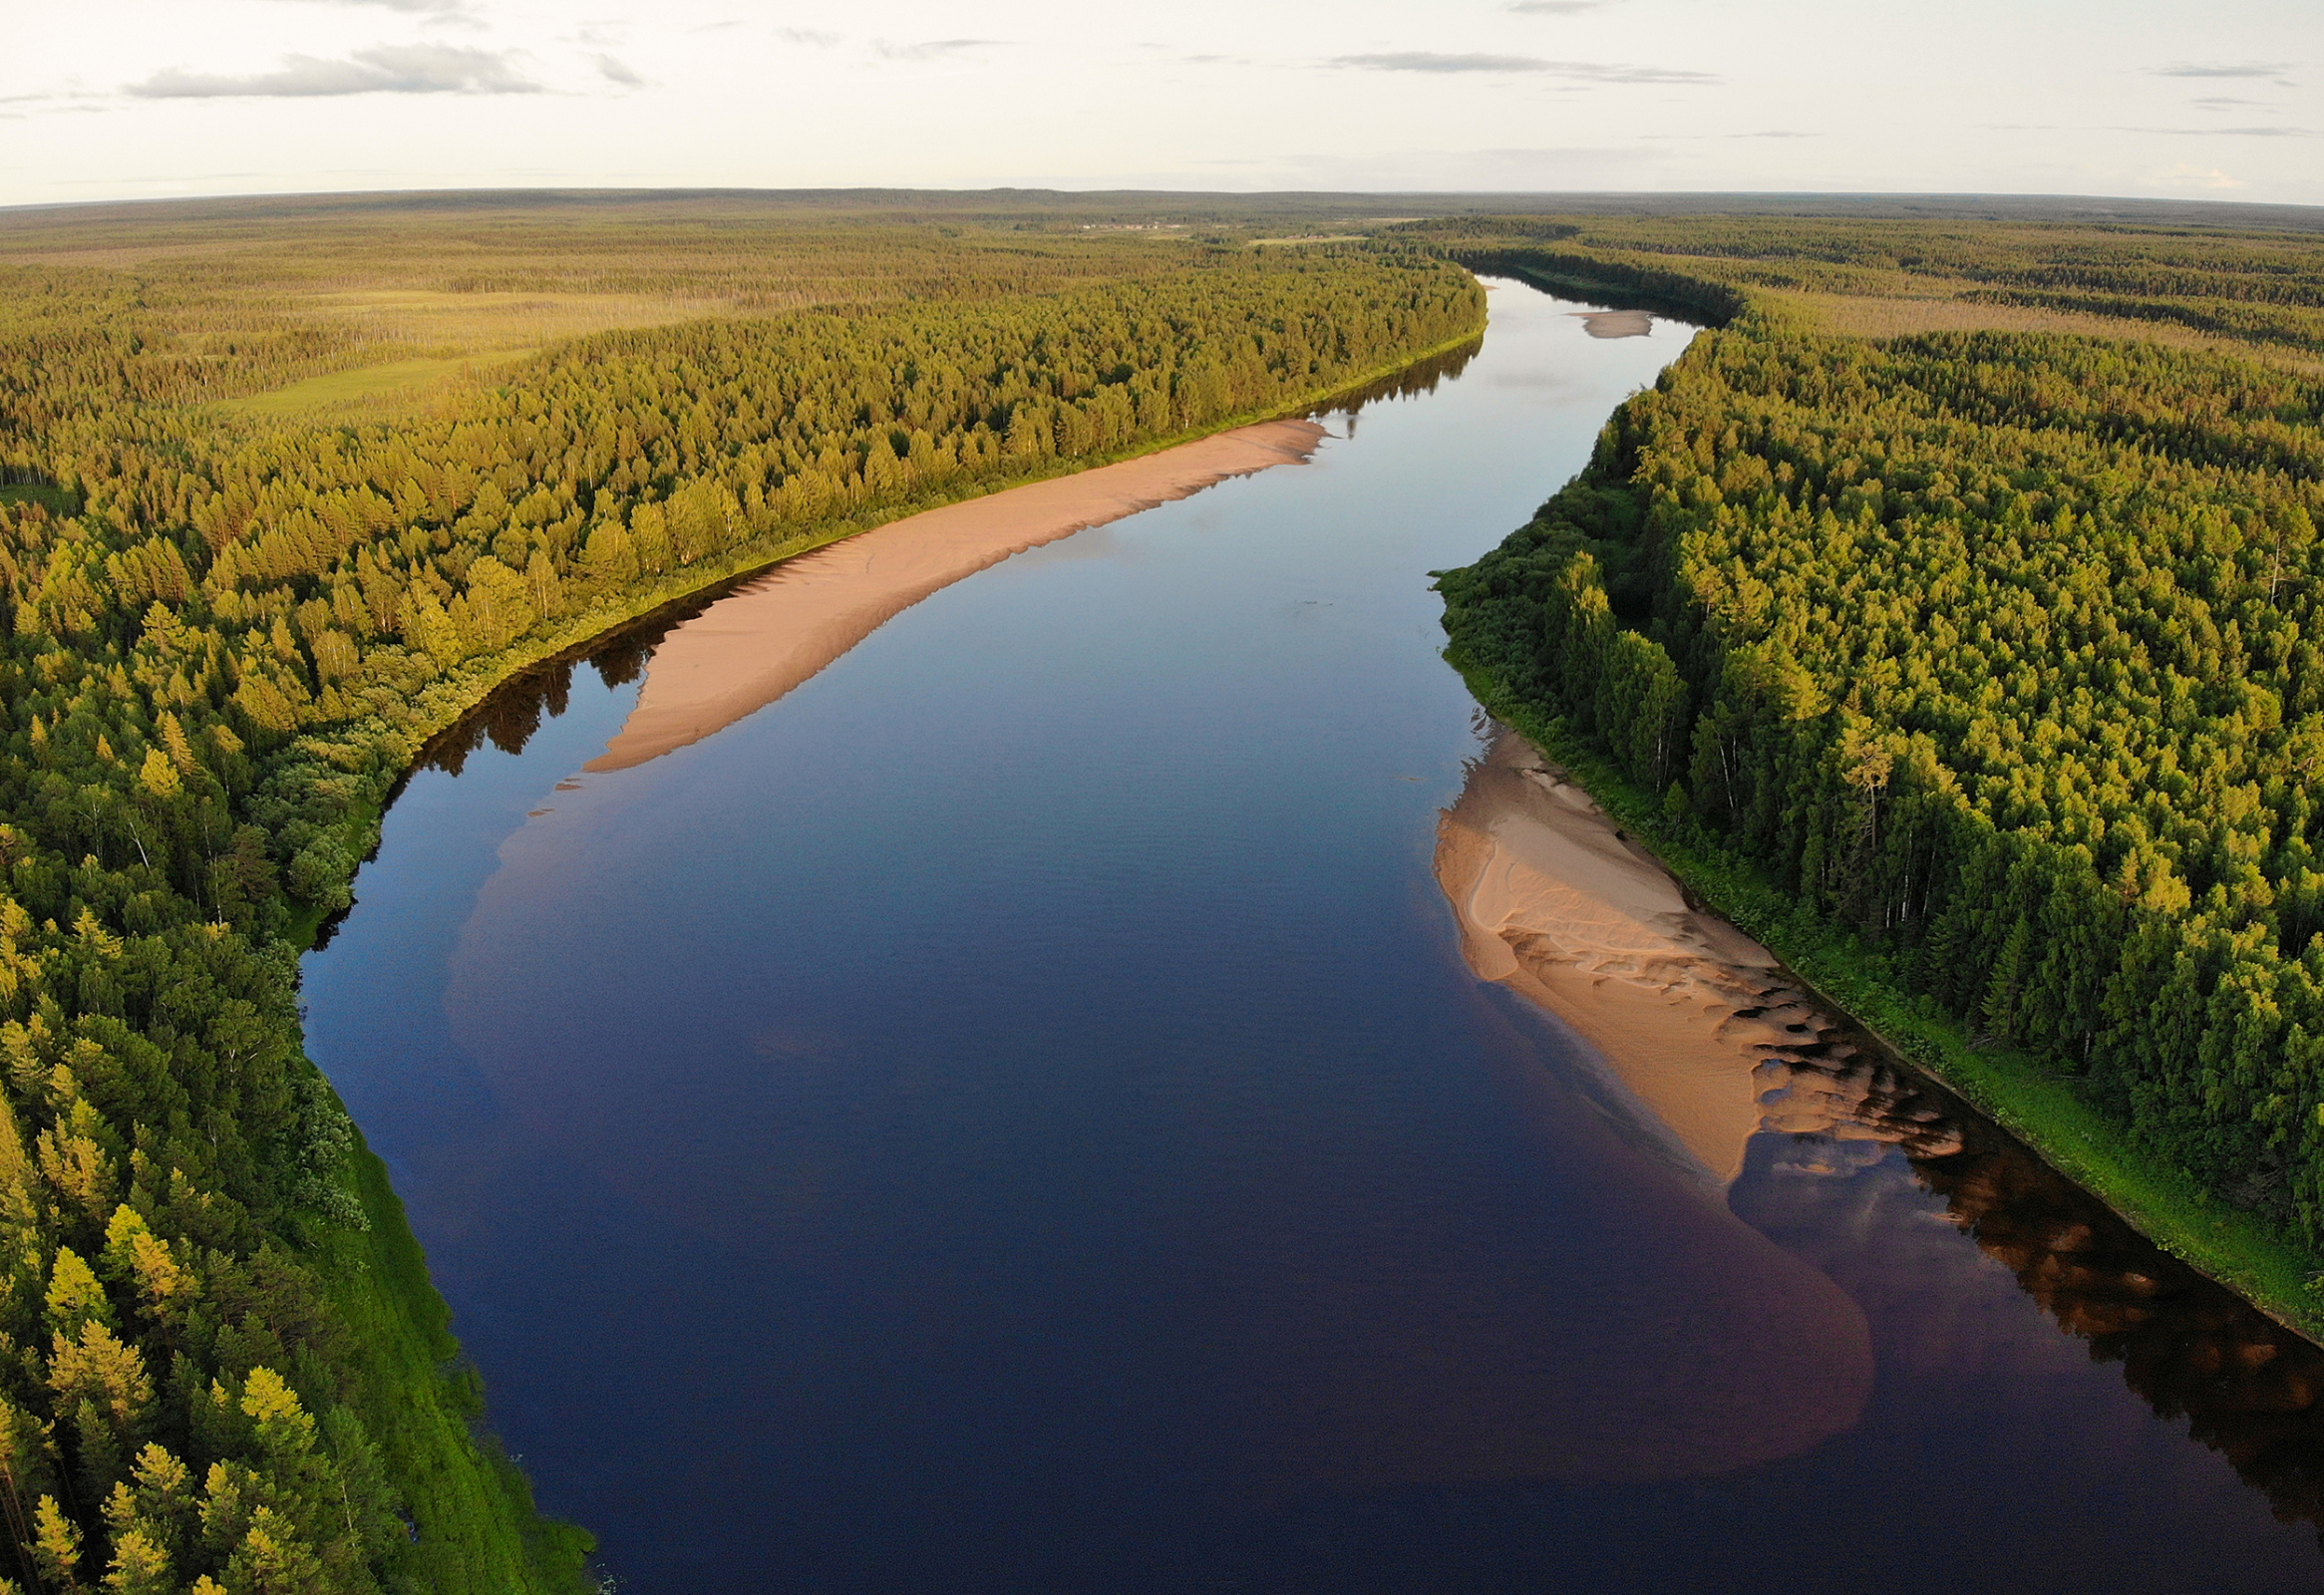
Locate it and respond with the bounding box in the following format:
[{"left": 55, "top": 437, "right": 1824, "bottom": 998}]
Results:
[
  {"left": 1434, "top": 730, "right": 1962, "bottom": 1188},
  {"left": 588, "top": 419, "right": 1329, "bottom": 772},
  {"left": 1448, "top": 658, "right": 2324, "bottom": 1348},
  {"left": 282, "top": 325, "right": 1490, "bottom": 1575},
  {"left": 299, "top": 321, "right": 1492, "bottom": 939},
  {"left": 344, "top": 323, "right": 1494, "bottom": 807}
]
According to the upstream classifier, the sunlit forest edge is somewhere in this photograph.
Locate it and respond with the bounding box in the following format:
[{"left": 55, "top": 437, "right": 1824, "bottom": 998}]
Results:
[
  {"left": 1431, "top": 207, "right": 2324, "bottom": 1344},
  {"left": 4, "top": 184, "right": 2324, "bottom": 1588},
  {"left": 0, "top": 191, "right": 1492, "bottom": 1593}
]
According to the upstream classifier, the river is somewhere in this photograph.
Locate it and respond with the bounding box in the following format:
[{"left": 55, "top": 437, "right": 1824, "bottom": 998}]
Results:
[{"left": 302, "top": 280, "right": 2324, "bottom": 1593}]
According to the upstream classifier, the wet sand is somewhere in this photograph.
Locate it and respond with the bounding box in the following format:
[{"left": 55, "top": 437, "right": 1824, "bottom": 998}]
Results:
[
  {"left": 1437, "top": 729, "right": 1960, "bottom": 1185},
  {"left": 588, "top": 420, "right": 1329, "bottom": 772},
  {"left": 1438, "top": 731, "right": 1796, "bottom": 1183}
]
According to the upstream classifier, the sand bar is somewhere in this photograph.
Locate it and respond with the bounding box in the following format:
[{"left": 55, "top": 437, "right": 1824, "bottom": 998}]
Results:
[
  {"left": 1572, "top": 309, "right": 1655, "bottom": 339},
  {"left": 1436, "top": 728, "right": 1965, "bottom": 1189},
  {"left": 588, "top": 419, "right": 1328, "bottom": 772}
]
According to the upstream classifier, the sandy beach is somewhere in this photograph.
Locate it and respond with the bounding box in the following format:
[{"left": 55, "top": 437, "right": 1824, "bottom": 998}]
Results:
[
  {"left": 588, "top": 419, "right": 1328, "bottom": 771},
  {"left": 1573, "top": 309, "right": 1655, "bottom": 339},
  {"left": 1437, "top": 728, "right": 1961, "bottom": 1186}
]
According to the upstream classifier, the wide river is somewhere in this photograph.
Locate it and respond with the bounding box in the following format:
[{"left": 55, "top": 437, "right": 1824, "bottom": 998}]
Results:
[{"left": 305, "top": 281, "right": 2324, "bottom": 1592}]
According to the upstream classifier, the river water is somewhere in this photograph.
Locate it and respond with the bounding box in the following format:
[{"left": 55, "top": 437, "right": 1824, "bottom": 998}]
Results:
[{"left": 303, "top": 282, "right": 2324, "bottom": 1593}]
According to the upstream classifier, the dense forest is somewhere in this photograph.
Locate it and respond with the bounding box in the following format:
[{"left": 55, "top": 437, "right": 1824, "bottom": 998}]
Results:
[
  {"left": 1439, "top": 219, "right": 2324, "bottom": 1270},
  {"left": 1407, "top": 210, "right": 2324, "bottom": 357},
  {"left": 0, "top": 197, "right": 1483, "bottom": 1593}
]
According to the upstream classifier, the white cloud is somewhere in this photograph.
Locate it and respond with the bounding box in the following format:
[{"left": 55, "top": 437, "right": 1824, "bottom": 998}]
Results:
[
  {"left": 2120, "top": 124, "right": 2317, "bottom": 138},
  {"left": 128, "top": 43, "right": 539, "bottom": 98},
  {"left": 873, "top": 39, "right": 1009, "bottom": 63},
  {"left": 2150, "top": 162, "right": 2249, "bottom": 188},
  {"left": 1332, "top": 53, "right": 1716, "bottom": 84},
  {"left": 2150, "top": 62, "right": 2297, "bottom": 79},
  {"left": 16, "top": 0, "right": 2323, "bottom": 208},
  {"left": 258, "top": 0, "right": 482, "bottom": 23}
]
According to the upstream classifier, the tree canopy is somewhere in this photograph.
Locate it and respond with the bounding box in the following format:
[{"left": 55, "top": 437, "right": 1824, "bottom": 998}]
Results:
[
  {"left": 0, "top": 203, "right": 1483, "bottom": 1594},
  {"left": 1442, "top": 218, "right": 2324, "bottom": 1254}
]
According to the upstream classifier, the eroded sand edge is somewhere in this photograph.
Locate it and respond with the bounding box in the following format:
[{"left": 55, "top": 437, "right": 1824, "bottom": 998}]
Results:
[{"left": 588, "top": 419, "right": 1328, "bottom": 772}]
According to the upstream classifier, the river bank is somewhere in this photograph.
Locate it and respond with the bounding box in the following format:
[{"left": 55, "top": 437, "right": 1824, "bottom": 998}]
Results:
[
  {"left": 282, "top": 326, "right": 1488, "bottom": 1580},
  {"left": 1435, "top": 728, "right": 1964, "bottom": 1187},
  {"left": 335, "top": 326, "right": 1491, "bottom": 803},
  {"left": 304, "top": 277, "right": 2324, "bottom": 1589},
  {"left": 590, "top": 420, "right": 1328, "bottom": 771},
  {"left": 1446, "top": 658, "right": 2324, "bottom": 1347}
]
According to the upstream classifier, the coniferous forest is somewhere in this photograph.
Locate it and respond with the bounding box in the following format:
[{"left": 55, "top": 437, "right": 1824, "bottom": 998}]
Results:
[
  {"left": 0, "top": 193, "right": 1484, "bottom": 1593},
  {"left": 12, "top": 183, "right": 2324, "bottom": 1588},
  {"left": 1437, "top": 212, "right": 2324, "bottom": 1318}
]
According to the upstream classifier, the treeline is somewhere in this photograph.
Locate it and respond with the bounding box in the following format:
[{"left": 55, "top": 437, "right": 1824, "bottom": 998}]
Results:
[
  {"left": 0, "top": 230, "right": 1483, "bottom": 1593},
  {"left": 1442, "top": 228, "right": 2324, "bottom": 1246},
  {"left": 1400, "top": 213, "right": 2324, "bottom": 357}
]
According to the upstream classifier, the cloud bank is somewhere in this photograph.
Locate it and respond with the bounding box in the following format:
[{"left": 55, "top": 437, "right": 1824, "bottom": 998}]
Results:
[
  {"left": 874, "top": 39, "right": 1008, "bottom": 64},
  {"left": 129, "top": 44, "right": 539, "bottom": 98},
  {"left": 1332, "top": 52, "right": 1715, "bottom": 84},
  {"left": 2150, "top": 62, "right": 2297, "bottom": 79}
]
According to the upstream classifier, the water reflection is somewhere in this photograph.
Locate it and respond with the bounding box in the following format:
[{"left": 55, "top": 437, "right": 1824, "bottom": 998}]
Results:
[
  {"left": 308, "top": 282, "right": 2321, "bottom": 1590},
  {"left": 1439, "top": 724, "right": 2324, "bottom": 1543},
  {"left": 1306, "top": 336, "right": 1482, "bottom": 437},
  {"left": 1758, "top": 1003, "right": 2324, "bottom": 1542},
  {"left": 416, "top": 588, "right": 714, "bottom": 776},
  {"left": 412, "top": 342, "right": 1486, "bottom": 780}
]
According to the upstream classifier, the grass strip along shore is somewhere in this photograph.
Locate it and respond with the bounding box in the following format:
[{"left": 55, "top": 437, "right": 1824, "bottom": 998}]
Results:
[{"left": 1431, "top": 213, "right": 2324, "bottom": 1342}]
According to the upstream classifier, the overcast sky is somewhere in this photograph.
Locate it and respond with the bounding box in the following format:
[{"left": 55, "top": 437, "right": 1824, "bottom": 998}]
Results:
[{"left": 7, "top": 0, "right": 2318, "bottom": 209}]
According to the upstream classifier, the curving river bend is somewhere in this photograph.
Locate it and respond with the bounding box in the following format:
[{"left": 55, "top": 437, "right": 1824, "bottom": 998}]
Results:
[{"left": 304, "top": 282, "right": 2324, "bottom": 1593}]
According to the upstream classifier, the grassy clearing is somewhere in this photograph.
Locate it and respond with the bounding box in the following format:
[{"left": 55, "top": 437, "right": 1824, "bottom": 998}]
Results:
[
  {"left": 290, "top": 287, "right": 782, "bottom": 359},
  {"left": 1759, "top": 287, "right": 2324, "bottom": 375},
  {"left": 1450, "top": 650, "right": 2324, "bottom": 1345},
  {"left": 211, "top": 353, "right": 534, "bottom": 422},
  {"left": 0, "top": 483, "right": 76, "bottom": 512}
]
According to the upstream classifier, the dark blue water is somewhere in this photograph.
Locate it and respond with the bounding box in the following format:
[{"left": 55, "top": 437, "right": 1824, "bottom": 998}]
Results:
[{"left": 304, "top": 284, "right": 2324, "bottom": 1593}]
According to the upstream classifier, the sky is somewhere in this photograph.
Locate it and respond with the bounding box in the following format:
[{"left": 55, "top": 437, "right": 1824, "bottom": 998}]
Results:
[{"left": 7, "top": 0, "right": 2319, "bottom": 209}]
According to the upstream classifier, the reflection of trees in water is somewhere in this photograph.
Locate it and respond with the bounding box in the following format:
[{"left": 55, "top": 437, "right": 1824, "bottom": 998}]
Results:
[
  {"left": 1309, "top": 338, "right": 1483, "bottom": 434},
  {"left": 1763, "top": 1012, "right": 2324, "bottom": 1539},
  {"left": 412, "top": 357, "right": 1495, "bottom": 776},
  {"left": 414, "top": 578, "right": 746, "bottom": 775}
]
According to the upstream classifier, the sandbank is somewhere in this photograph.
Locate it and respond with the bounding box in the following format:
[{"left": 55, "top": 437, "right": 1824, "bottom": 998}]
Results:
[
  {"left": 1438, "top": 728, "right": 1960, "bottom": 1184},
  {"left": 588, "top": 420, "right": 1328, "bottom": 772},
  {"left": 1572, "top": 309, "right": 1655, "bottom": 339}
]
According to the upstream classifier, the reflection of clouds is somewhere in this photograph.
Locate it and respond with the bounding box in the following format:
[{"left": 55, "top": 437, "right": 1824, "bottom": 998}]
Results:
[
  {"left": 1484, "top": 368, "right": 1589, "bottom": 394},
  {"left": 1766, "top": 1136, "right": 1889, "bottom": 1179}
]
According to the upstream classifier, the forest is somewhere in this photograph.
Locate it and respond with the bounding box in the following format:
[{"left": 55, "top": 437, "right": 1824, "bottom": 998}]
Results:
[
  {"left": 0, "top": 194, "right": 1485, "bottom": 1593},
  {"left": 1438, "top": 214, "right": 2324, "bottom": 1307}
]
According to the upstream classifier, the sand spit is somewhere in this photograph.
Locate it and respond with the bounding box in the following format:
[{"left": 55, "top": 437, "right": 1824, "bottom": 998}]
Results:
[
  {"left": 1437, "top": 728, "right": 1963, "bottom": 1185},
  {"left": 1572, "top": 309, "right": 1655, "bottom": 339},
  {"left": 588, "top": 420, "right": 1328, "bottom": 772}
]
